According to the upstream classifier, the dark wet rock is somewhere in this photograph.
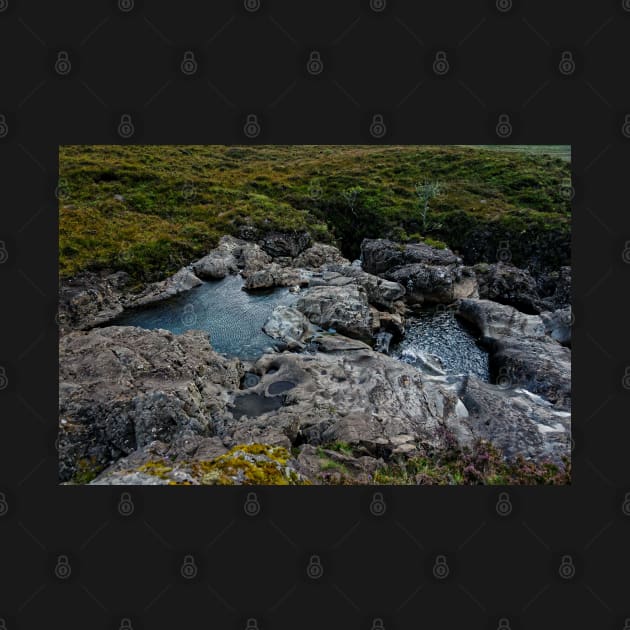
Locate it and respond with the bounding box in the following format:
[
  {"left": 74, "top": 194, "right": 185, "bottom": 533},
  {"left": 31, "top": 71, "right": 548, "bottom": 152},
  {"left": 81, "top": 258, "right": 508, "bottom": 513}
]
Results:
[
  {"left": 473, "top": 262, "right": 542, "bottom": 314},
  {"left": 537, "top": 266, "right": 571, "bottom": 311},
  {"left": 361, "top": 238, "right": 461, "bottom": 275},
  {"left": 386, "top": 263, "right": 478, "bottom": 305},
  {"left": 259, "top": 231, "right": 312, "bottom": 258}
]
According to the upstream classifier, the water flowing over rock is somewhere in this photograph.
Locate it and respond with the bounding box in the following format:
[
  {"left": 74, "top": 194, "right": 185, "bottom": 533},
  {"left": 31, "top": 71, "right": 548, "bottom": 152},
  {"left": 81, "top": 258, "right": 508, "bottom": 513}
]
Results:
[{"left": 456, "top": 299, "right": 571, "bottom": 409}]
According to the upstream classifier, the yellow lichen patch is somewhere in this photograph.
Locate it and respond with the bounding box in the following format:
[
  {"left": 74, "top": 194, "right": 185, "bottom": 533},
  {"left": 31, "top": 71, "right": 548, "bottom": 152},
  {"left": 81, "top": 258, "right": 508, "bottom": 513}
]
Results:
[
  {"left": 191, "top": 443, "right": 310, "bottom": 486},
  {"left": 138, "top": 460, "right": 174, "bottom": 480}
]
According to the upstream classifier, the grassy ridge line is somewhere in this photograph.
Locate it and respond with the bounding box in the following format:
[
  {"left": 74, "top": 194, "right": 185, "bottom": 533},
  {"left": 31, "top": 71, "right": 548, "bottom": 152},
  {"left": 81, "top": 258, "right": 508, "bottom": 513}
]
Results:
[{"left": 59, "top": 145, "right": 571, "bottom": 282}]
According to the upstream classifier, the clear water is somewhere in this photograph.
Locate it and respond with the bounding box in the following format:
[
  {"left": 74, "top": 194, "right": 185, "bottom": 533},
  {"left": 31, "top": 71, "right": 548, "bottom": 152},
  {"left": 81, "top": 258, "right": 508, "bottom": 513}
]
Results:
[
  {"left": 391, "top": 307, "right": 490, "bottom": 380},
  {"left": 115, "top": 274, "right": 297, "bottom": 360}
]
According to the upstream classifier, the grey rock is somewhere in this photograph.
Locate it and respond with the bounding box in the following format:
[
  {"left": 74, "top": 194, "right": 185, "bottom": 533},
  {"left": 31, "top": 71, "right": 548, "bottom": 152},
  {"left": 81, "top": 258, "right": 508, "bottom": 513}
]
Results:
[
  {"left": 263, "top": 306, "right": 310, "bottom": 344},
  {"left": 296, "top": 284, "right": 373, "bottom": 341},
  {"left": 456, "top": 299, "right": 571, "bottom": 409},
  {"left": 130, "top": 267, "right": 202, "bottom": 308},
  {"left": 458, "top": 376, "right": 570, "bottom": 465},
  {"left": 58, "top": 326, "right": 243, "bottom": 482},
  {"left": 541, "top": 308, "right": 572, "bottom": 347},
  {"left": 294, "top": 243, "right": 351, "bottom": 269}
]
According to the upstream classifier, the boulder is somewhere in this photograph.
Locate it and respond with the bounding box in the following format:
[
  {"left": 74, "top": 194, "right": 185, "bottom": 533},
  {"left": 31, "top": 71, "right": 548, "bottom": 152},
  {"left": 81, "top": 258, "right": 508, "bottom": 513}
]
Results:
[
  {"left": 473, "top": 262, "right": 542, "bottom": 314},
  {"left": 386, "top": 263, "right": 478, "bottom": 305},
  {"left": 296, "top": 284, "right": 373, "bottom": 341},
  {"left": 541, "top": 308, "right": 572, "bottom": 347},
  {"left": 130, "top": 267, "right": 202, "bottom": 308},
  {"left": 192, "top": 251, "right": 238, "bottom": 280},
  {"left": 322, "top": 265, "right": 406, "bottom": 311},
  {"left": 361, "top": 238, "right": 461, "bottom": 274},
  {"left": 242, "top": 263, "right": 303, "bottom": 290},
  {"left": 263, "top": 306, "right": 310, "bottom": 344},
  {"left": 259, "top": 231, "right": 312, "bottom": 258},
  {"left": 294, "top": 243, "right": 350, "bottom": 269}
]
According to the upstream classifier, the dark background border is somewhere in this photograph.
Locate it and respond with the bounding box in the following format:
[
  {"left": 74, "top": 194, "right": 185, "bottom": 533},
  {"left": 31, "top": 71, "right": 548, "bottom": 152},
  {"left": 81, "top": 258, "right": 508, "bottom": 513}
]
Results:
[{"left": 1, "top": 1, "right": 629, "bottom": 628}]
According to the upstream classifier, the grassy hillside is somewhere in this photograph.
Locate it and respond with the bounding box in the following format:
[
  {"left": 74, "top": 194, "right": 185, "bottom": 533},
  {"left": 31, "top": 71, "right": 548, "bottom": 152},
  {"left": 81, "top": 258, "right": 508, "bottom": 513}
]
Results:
[{"left": 59, "top": 145, "right": 571, "bottom": 282}]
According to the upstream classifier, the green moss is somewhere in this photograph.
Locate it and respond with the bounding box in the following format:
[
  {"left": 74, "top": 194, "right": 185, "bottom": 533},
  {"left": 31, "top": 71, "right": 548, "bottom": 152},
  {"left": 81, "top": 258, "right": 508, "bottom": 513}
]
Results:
[
  {"left": 137, "top": 460, "right": 174, "bottom": 480},
  {"left": 191, "top": 443, "right": 310, "bottom": 486},
  {"left": 70, "top": 457, "right": 104, "bottom": 484},
  {"left": 59, "top": 145, "right": 570, "bottom": 281}
]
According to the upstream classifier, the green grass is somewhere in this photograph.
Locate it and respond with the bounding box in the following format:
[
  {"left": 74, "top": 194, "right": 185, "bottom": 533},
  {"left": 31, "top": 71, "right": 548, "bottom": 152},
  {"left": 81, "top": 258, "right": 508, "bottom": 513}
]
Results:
[{"left": 59, "top": 145, "right": 571, "bottom": 282}]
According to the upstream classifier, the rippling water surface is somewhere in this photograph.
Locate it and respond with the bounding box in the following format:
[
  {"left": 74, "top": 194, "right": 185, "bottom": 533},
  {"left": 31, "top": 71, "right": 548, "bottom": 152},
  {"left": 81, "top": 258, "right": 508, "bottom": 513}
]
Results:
[
  {"left": 115, "top": 275, "right": 297, "bottom": 359},
  {"left": 391, "top": 307, "right": 490, "bottom": 380}
]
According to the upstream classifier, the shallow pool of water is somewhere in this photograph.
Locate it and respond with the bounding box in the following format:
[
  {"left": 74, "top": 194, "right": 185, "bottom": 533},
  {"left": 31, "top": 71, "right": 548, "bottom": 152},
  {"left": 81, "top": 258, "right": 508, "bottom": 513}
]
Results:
[
  {"left": 391, "top": 307, "right": 490, "bottom": 380},
  {"left": 115, "top": 275, "right": 297, "bottom": 360}
]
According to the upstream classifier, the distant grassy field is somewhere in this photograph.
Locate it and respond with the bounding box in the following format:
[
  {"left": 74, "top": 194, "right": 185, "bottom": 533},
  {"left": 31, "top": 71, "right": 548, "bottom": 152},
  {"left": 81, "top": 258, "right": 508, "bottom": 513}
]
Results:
[
  {"left": 59, "top": 145, "right": 571, "bottom": 282},
  {"left": 460, "top": 145, "right": 571, "bottom": 160}
]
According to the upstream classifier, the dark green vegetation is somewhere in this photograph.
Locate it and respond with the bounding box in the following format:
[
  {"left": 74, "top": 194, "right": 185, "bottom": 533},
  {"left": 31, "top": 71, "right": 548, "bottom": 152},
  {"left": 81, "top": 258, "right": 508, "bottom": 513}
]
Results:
[
  {"left": 320, "top": 439, "right": 570, "bottom": 486},
  {"left": 59, "top": 145, "right": 571, "bottom": 282}
]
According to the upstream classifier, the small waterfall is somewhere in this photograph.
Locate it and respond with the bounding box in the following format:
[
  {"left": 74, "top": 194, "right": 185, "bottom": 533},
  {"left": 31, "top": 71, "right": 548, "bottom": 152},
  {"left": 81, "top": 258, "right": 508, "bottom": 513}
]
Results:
[{"left": 374, "top": 331, "right": 394, "bottom": 354}]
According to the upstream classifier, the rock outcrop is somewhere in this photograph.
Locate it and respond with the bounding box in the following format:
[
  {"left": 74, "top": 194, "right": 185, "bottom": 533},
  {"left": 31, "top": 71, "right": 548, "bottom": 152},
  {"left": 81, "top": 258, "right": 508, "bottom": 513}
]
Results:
[
  {"left": 58, "top": 326, "right": 243, "bottom": 482},
  {"left": 456, "top": 299, "right": 571, "bottom": 409},
  {"left": 473, "top": 262, "right": 541, "bottom": 314}
]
